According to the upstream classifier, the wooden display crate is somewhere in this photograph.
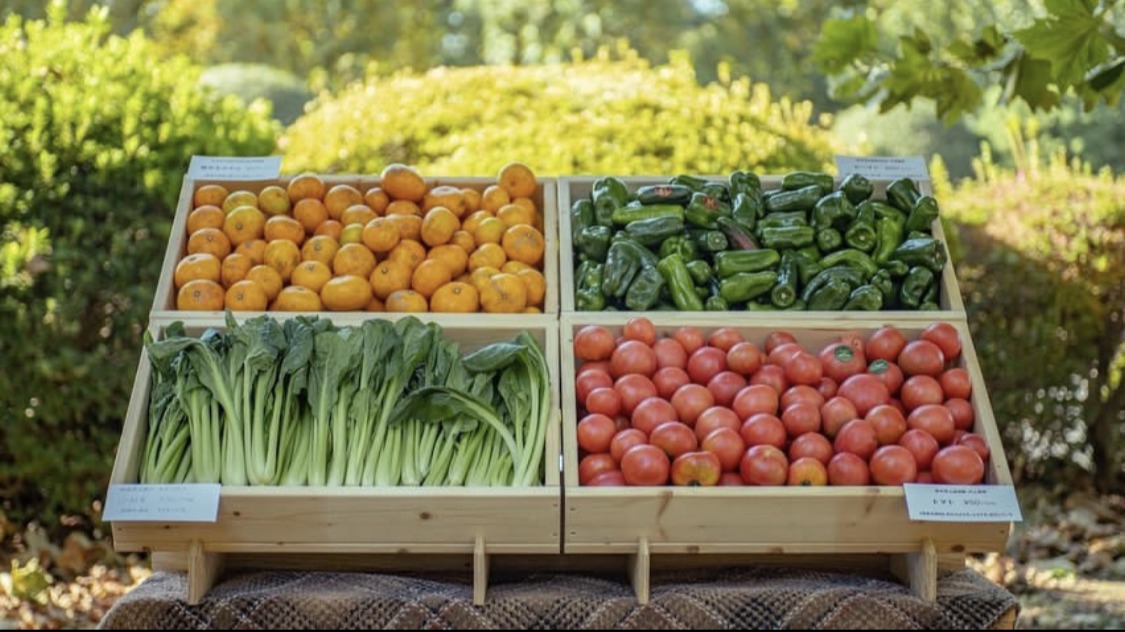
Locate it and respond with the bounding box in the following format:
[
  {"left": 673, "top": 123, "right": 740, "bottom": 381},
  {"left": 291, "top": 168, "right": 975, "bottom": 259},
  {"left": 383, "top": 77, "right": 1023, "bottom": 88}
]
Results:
[
  {"left": 559, "top": 313, "right": 1013, "bottom": 603},
  {"left": 152, "top": 175, "right": 559, "bottom": 319},
  {"left": 109, "top": 313, "right": 562, "bottom": 605},
  {"left": 557, "top": 176, "right": 964, "bottom": 318}
]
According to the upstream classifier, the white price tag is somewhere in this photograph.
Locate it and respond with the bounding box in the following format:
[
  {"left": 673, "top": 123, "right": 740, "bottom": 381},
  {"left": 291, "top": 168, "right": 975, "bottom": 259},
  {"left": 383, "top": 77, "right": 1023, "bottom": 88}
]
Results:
[
  {"left": 188, "top": 155, "right": 282, "bottom": 181},
  {"left": 835, "top": 155, "right": 930, "bottom": 181},
  {"left": 104, "top": 484, "right": 222, "bottom": 522},
  {"left": 903, "top": 484, "right": 1022, "bottom": 522}
]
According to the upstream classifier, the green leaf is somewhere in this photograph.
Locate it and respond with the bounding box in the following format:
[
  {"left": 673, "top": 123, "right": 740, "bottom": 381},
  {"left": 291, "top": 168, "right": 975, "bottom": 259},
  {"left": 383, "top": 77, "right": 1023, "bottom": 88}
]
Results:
[
  {"left": 813, "top": 14, "right": 878, "bottom": 75},
  {"left": 1014, "top": 0, "right": 1109, "bottom": 87},
  {"left": 463, "top": 341, "right": 525, "bottom": 373},
  {"left": 1010, "top": 54, "right": 1059, "bottom": 110}
]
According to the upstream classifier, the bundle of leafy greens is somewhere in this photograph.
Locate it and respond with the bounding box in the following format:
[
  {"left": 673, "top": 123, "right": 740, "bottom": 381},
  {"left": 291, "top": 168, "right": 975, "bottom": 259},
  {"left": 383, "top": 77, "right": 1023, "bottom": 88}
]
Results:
[{"left": 140, "top": 314, "right": 551, "bottom": 487}]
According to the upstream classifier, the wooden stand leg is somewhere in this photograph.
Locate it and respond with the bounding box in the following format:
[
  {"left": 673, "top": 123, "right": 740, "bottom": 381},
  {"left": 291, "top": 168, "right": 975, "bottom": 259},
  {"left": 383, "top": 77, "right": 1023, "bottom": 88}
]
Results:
[
  {"left": 473, "top": 536, "right": 489, "bottom": 605},
  {"left": 890, "top": 538, "right": 937, "bottom": 602},
  {"left": 186, "top": 540, "right": 225, "bottom": 605},
  {"left": 627, "top": 537, "right": 651, "bottom": 605}
]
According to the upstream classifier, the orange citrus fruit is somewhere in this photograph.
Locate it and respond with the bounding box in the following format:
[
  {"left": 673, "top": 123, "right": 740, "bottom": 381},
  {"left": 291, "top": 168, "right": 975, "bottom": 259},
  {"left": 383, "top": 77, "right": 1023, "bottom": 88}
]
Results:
[
  {"left": 221, "top": 190, "right": 258, "bottom": 215},
  {"left": 174, "top": 253, "right": 221, "bottom": 288},
  {"left": 480, "top": 185, "right": 510, "bottom": 214},
  {"left": 225, "top": 279, "right": 269, "bottom": 311},
  {"left": 293, "top": 198, "right": 329, "bottom": 233},
  {"left": 177, "top": 279, "right": 224, "bottom": 311},
  {"left": 369, "top": 259, "right": 413, "bottom": 300},
  {"left": 468, "top": 242, "right": 507, "bottom": 271},
  {"left": 220, "top": 252, "right": 253, "bottom": 288},
  {"left": 387, "top": 239, "right": 426, "bottom": 271},
  {"left": 287, "top": 174, "right": 326, "bottom": 203},
  {"left": 427, "top": 244, "right": 469, "bottom": 278},
  {"left": 193, "top": 184, "right": 228, "bottom": 208},
  {"left": 289, "top": 260, "right": 332, "bottom": 293},
  {"left": 246, "top": 265, "right": 283, "bottom": 301},
  {"left": 361, "top": 217, "right": 401, "bottom": 254},
  {"left": 410, "top": 259, "right": 452, "bottom": 299},
  {"left": 187, "top": 205, "right": 225, "bottom": 235},
  {"left": 363, "top": 187, "right": 390, "bottom": 215},
  {"left": 264, "top": 215, "right": 306, "bottom": 245},
  {"left": 223, "top": 206, "right": 267, "bottom": 246},
  {"left": 187, "top": 227, "right": 232, "bottom": 259},
  {"left": 320, "top": 274, "right": 373, "bottom": 311},
  {"left": 479, "top": 272, "right": 527, "bottom": 313},
  {"left": 301, "top": 235, "right": 340, "bottom": 266},
  {"left": 497, "top": 162, "right": 537, "bottom": 198},
  {"left": 324, "top": 184, "right": 364, "bottom": 220},
  {"left": 380, "top": 164, "right": 427, "bottom": 202},
  {"left": 422, "top": 185, "right": 466, "bottom": 218},
  {"left": 384, "top": 289, "right": 428, "bottom": 313},
  {"left": 235, "top": 239, "right": 268, "bottom": 265},
  {"left": 501, "top": 224, "right": 545, "bottom": 266},
  {"left": 271, "top": 285, "right": 323, "bottom": 312},
  {"left": 264, "top": 239, "right": 301, "bottom": 282},
  {"left": 420, "top": 206, "right": 458, "bottom": 247},
  {"left": 430, "top": 281, "right": 479, "bottom": 313},
  {"left": 332, "top": 242, "right": 377, "bottom": 278}
]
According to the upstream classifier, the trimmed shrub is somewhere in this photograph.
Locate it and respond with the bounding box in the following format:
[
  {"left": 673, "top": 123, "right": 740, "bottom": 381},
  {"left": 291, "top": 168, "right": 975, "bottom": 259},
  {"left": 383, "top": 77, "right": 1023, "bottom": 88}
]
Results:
[
  {"left": 0, "top": 8, "right": 278, "bottom": 527},
  {"left": 282, "top": 50, "right": 840, "bottom": 176}
]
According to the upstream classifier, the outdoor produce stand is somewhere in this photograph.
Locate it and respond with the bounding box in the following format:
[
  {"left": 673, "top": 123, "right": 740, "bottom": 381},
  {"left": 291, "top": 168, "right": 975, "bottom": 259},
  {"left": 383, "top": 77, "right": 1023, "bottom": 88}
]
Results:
[{"left": 107, "top": 167, "right": 1017, "bottom": 614}]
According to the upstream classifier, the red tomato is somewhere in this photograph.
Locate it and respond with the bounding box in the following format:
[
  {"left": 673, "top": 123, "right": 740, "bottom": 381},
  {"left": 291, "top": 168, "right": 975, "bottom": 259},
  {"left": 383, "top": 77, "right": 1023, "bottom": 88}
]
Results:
[
  {"left": 901, "top": 375, "right": 945, "bottom": 411},
  {"left": 915, "top": 471, "right": 934, "bottom": 484},
  {"left": 687, "top": 346, "right": 728, "bottom": 385},
  {"left": 781, "top": 385, "right": 826, "bottom": 411},
  {"left": 869, "top": 445, "right": 919, "bottom": 486},
  {"left": 827, "top": 452, "right": 871, "bottom": 486},
  {"left": 620, "top": 444, "right": 670, "bottom": 486},
  {"left": 718, "top": 472, "right": 745, "bottom": 486},
  {"left": 574, "top": 325, "right": 615, "bottom": 362},
  {"left": 768, "top": 341, "right": 805, "bottom": 368},
  {"left": 652, "top": 337, "right": 688, "bottom": 370},
  {"left": 939, "top": 368, "right": 972, "bottom": 400},
  {"left": 577, "top": 360, "right": 612, "bottom": 378},
  {"left": 670, "top": 383, "right": 715, "bottom": 426},
  {"left": 899, "top": 428, "right": 940, "bottom": 470},
  {"left": 866, "top": 326, "right": 907, "bottom": 363},
  {"left": 833, "top": 419, "right": 879, "bottom": 461},
  {"left": 609, "top": 428, "right": 648, "bottom": 463},
  {"left": 613, "top": 416, "right": 631, "bottom": 432},
  {"left": 888, "top": 398, "right": 906, "bottom": 416},
  {"left": 673, "top": 326, "right": 706, "bottom": 355},
  {"left": 867, "top": 359, "right": 904, "bottom": 396},
  {"left": 785, "top": 351, "right": 824, "bottom": 386},
  {"left": 707, "top": 327, "right": 744, "bottom": 352},
  {"left": 615, "top": 374, "right": 659, "bottom": 415},
  {"left": 575, "top": 369, "right": 614, "bottom": 404},
  {"left": 611, "top": 340, "right": 658, "bottom": 378},
  {"left": 694, "top": 406, "right": 742, "bottom": 441},
  {"left": 577, "top": 413, "right": 617, "bottom": 453},
  {"left": 952, "top": 429, "right": 969, "bottom": 444},
  {"left": 837, "top": 333, "right": 867, "bottom": 363},
  {"left": 740, "top": 444, "right": 789, "bottom": 486},
  {"left": 749, "top": 363, "right": 789, "bottom": 393},
  {"left": 623, "top": 317, "right": 657, "bottom": 346},
  {"left": 670, "top": 450, "right": 722, "bottom": 486},
  {"left": 945, "top": 398, "right": 975, "bottom": 431},
  {"left": 920, "top": 322, "right": 962, "bottom": 362},
  {"left": 837, "top": 373, "right": 891, "bottom": 417},
  {"left": 740, "top": 413, "right": 787, "bottom": 449},
  {"left": 907, "top": 404, "right": 956, "bottom": 445},
  {"left": 866, "top": 404, "right": 908, "bottom": 446},
  {"left": 817, "top": 377, "right": 839, "bottom": 400},
  {"left": 788, "top": 431, "right": 834, "bottom": 465},
  {"left": 586, "top": 470, "right": 626, "bottom": 486},
  {"left": 631, "top": 397, "right": 679, "bottom": 435},
  {"left": 649, "top": 421, "right": 699, "bottom": 459},
  {"left": 788, "top": 456, "right": 828, "bottom": 486},
  {"left": 821, "top": 396, "right": 860, "bottom": 438},
  {"left": 732, "top": 384, "right": 780, "bottom": 419},
  {"left": 897, "top": 340, "right": 945, "bottom": 377},
  {"left": 726, "top": 341, "right": 763, "bottom": 376},
  {"left": 652, "top": 367, "right": 692, "bottom": 400},
  {"left": 956, "top": 433, "right": 991, "bottom": 462},
  {"left": 764, "top": 331, "right": 798, "bottom": 355},
  {"left": 781, "top": 401, "right": 821, "bottom": 438},
  {"left": 819, "top": 342, "right": 867, "bottom": 384},
  {"left": 931, "top": 445, "right": 984, "bottom": 484},
  {"left": 585, "top": 387, "right": 622, "bottom": 418},
  {"left": 579, "top": 453, "right": 618, "bottom": 485},
  {"left": 707, "top": 370, "right": 747, "bottom": 408},
  {"left": 701, "top": 427, "right": 746, "bottom": 472}
]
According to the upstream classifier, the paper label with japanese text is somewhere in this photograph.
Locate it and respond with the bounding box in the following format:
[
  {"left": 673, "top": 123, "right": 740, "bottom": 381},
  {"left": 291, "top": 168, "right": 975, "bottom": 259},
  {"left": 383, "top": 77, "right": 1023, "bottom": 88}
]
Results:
[
  {"left": 103, "top": 484, "right": 221, "bottom": 522},
  {"left": 903, "top": 484, "right": 1022, "bottom": 522},
  {"left": 188, "top": 155, "right": 281, "bottom": 181},
  {"left": 835, "top": 155, "right": 930, "bottom": 181}
]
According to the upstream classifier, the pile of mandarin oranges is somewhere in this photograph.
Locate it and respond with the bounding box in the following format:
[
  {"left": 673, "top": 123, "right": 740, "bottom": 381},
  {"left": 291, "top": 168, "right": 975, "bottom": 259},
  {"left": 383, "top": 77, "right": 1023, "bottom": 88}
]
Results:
[{"left": 174, "top": 162, "right": 547, "bottom": 314}]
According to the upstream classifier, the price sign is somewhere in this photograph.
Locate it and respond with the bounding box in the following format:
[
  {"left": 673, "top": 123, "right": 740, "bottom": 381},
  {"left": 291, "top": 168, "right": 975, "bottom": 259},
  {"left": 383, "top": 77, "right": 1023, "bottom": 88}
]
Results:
[
  {"left": 903, "top": 484, "right": 1022, "bottom": 522},
  {"left": 103, "top": 484, "right": 221, "bottom": 522},
  {"left": 188, "top": 155, "right": 282, "bottom": 181},
  {"left": 835, "top": 155, "right": 930, "bottom": 181}
]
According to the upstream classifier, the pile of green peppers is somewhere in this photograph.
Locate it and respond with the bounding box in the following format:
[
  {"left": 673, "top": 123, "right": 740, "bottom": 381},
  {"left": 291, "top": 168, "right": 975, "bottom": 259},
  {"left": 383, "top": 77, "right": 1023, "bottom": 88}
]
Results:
[{"left": 571, "top": 172, "right": 948, "bottom": 312}]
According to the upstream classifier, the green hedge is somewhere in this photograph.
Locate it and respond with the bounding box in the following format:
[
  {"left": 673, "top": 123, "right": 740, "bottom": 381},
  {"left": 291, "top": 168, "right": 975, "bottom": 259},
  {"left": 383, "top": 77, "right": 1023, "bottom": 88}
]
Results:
[
  {"left": 282, "top": 51, "right": 839, "bottom": 176},
  {"left": 936, "top": 148, "right": 1124, "bottom": 491},
  {"left": 0, "top": 8, "right": 278, "bottom": 527}
]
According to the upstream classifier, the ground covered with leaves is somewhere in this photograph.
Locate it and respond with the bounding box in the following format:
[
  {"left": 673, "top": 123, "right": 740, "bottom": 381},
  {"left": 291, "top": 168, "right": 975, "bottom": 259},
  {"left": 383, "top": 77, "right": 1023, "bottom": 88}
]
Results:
[{"left": 1, "top": 487, "right": 1121, "bottom": 629}]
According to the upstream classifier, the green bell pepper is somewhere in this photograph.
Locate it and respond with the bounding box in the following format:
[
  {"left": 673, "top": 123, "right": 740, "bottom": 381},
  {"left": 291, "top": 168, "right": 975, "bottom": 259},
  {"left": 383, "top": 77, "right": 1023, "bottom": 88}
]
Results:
[
  {"left": 611, "top": 204, "right": 685, "bottom": 226},
  {"left": 719, "top": 271, "right": 778, "bottom": 304},
  {"left": 781, "top": 171, "right": 834, "bottom": 196},
  {"left": 571, "top": 199, "right": 595, "bottom": 238},
  {"left": 923, "top": 278, "right": 940, "bottom": 306},
  {"left": 656, "top": 253, "right": 705, "bottom": 311},
  {"left": 701, "top": 182, "right": 731, "bottom": 204},
  {"left": 816, "top": 227, "right": 843, "bottom": 253},
  {"left": 760, "top": 225, "right": 815, "bottom": 250},
  {"left": 873, "top": 209, "right": 906, "bottom": 265},
  {"left": 819, "top": 248, "right": 878, "bottom": 280},
  {"left": 731, "top": 191, "right": 762, "bottom": 232},
  {"left": 685, "top": 259, "right": 713, "bottom": 286},
  {"left": 718, "top": 215, "right": 760, "bottom": 250},
  {"left": 729, "top": 170, "right": 762, "bottom": 197},
  {"left": 770, "top": 251, "right": 799, "bottom": 308},
  {"left": 575, "top": 287, "right": 606, "bottom": 311},
  {"left": 886, "top": 178, "right": 922, "bottom": 213},
  {"left": 714, "top": 249, "right": 780, "bottom": 278},
  {"left": 899, "top": 266, "right": 936, "bottom": 309},
  {"left": 880, "top": 259, "right": 910, "bottom": 279},
  {"left": 757, "top": 211, "right": 809, "bottom": 230},
  {"left": 624, "top": 216, "right": 686, "bottom": 247},
  {"left": 670, "top": 174, "right": 709, "bottom": 191},
  {"left": 812, "top": 191, "right": 856, "bottom": 230},
  {"left": 844, "top": 202, "right": 877, "bottom": 252},
  {"left": 765, "top": 185, "right": 822, "bottom": 213},
  {"left": 574, "top": 260, "right": 606, "bottom": 311},
  {"left": 843, "top": 284, "right": 884, "bottom": 310},
  {"left": 592, "top": 176, "right": 629, "bottom": 226},
  {"left": 658, "top": 235, "right": 699, "bottom": 262},
  {"left": 905, "top": 195, "right": 940, "bottom": 233},
  {"left": 890, "top": 237, "right": 948, "bottom": 273},
  {"left": 574, "top": 225, "right": 612, "bottom": 262},
  {"left": 636, "top": 184, "right": 694, "bottom": 206},
  {"left": 840, "top": 173, "right": 874, "bottom": 204},
  {"left": 625, "top": 265, "right": 665, "bottom": 311},
  {"left": 705, "top": 295, "right": 730, "bottom": 311},
  {"left": 687, "top": 228, "right": 729, "bottom": 254},
  {"left": 603, "top": 240, "right": 643, "bottom": 299},
  {"left": 801, "top": 265, "right": 865, "bottom": 303},
  {"left": 791, "top": 246, "right": 824, "bottom": 286},
  {"left": 870, "top": 269, "right": 894, "bottom": 303},
  {"left": 807, "top": 278, "right": 852, "bottom": 310},
  {"left": 685, "top": 192, "right": 731, "bottom": 229}
]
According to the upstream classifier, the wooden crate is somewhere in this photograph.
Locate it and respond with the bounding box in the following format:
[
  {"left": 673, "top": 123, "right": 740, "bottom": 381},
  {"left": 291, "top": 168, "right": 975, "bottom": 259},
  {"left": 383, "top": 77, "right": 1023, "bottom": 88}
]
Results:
[
  {"left": 559, "top": 313, "right": 1013, "bottom": 603},
  {"left": 152, "top": 175, "right": 559, "bottom": 319},
  {"left": 109, "top": 313, "right": 562, "bottom": 605},
  {"left": 557, "top": 176, "right": 964, "bottom": 318}
]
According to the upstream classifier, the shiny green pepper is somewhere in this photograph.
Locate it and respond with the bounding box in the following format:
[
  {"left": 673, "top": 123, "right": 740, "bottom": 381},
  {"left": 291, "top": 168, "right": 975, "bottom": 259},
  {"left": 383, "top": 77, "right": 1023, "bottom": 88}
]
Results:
[
  {"left": 624, "top": 265, "right": 665, "bottom": 311},
  {"left": 574, "top": 225, "right": 612, "bottom": 262}
]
